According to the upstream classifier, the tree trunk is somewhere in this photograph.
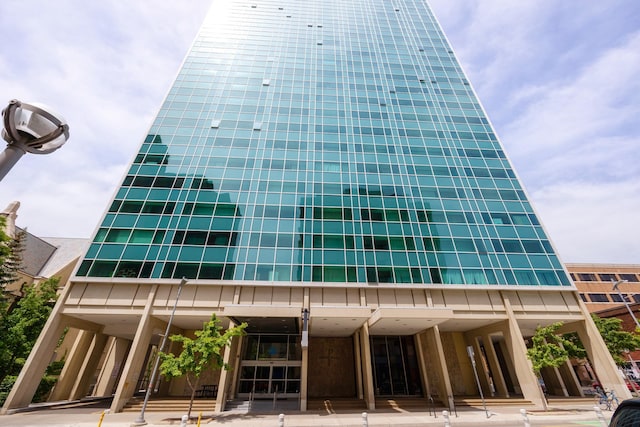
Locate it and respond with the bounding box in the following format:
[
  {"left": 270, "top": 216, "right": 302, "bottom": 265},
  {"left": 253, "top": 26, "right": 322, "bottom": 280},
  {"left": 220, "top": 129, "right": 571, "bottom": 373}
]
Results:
[{"left": 187, "top": 376, "right": 200, "bottom": 419}]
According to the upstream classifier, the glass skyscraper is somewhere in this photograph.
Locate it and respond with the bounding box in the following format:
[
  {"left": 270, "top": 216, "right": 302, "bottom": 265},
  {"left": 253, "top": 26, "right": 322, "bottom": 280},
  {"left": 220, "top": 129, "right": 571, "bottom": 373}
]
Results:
[
  {"left": 79, "top": 0, "right": 568, "bottom": 288},
  {"left": 3, "top": 0, "right": 628, "bottom": 415}
]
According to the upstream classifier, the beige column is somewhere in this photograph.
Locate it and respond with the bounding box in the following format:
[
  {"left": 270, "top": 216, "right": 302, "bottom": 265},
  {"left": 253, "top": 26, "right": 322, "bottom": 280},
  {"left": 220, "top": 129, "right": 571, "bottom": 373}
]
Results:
[
  {"left": 414, "top": 333, "right": 432, "bottom": 398},
  {"left": 2, "top": 317, "right": 68, "bottom": 412},
  {"left": 1, "top": 280, "right": 76, "bottom": 413},
  {"left": 501, "top": 296, "right": 544, "bottom": 407},
  {"left": 49, "top": 330, "right": 95, "bottom": 401},
  {"left": 227, "top": 331, "right": 243, "bottom": 401},
  {"left": 424, "top": 325, "right": 454, "bottom": 409},
  {"left": 354, "top": 331, "right": 364, "bottom": 400},
  {"left": 214, "top": 321, "right": 242, "bottom": 413},
  {"left": 558, "top": 359, "right": 583, "bottom": 397},
  {"left": 93, "top": 338, "right": 130, "bottom": 397},
  {"left": 70, "top": 332, "right": 109, "bottom": 400},
  {"left": 470, "top": 337, "right": 492, "bottom": 396},
  {"left": 541, "top": 366, "right": 567, "bottom": 397},
  {"left": 483, "top": 334, "right": 508, "bottom": 397},
  {"left": 497, "top": 339, "right": 520, "bottom": 394},
  {"left": 451, "top": 332, "right": 477, "bottom": 395},
  {"left": 300, "top": 344, "right": 309, "bottom": 411},
  {"left": 110, "top": 285, "right": 158, "bottom": 413},
  {"left": 359, "top": 322, "right": 375, "bottom": 410},
  {"left": 570, "top": 318, "right": 631, "bottom": 400}
]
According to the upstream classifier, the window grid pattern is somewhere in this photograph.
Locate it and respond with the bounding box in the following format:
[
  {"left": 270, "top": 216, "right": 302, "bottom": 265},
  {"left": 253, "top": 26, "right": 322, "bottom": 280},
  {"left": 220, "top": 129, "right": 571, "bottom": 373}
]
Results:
[{"left": 77, "top": 0, "right": 569, "bottom": 287}]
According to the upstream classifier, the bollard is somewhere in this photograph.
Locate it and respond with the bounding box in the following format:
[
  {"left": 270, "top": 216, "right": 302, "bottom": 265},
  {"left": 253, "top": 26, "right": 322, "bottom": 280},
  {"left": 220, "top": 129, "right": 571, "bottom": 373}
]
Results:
[
  {"left": 197, "top": 411, "right": 202, "bottom": 427},
  {"left": 180, "top": 414, "right": 188, "bottom": 427},
  {"left": 442, "top": 410, "right": 450, "bottom": 427},
  {"left": 594, "top": 406, "right": 607, "bottom": 427},
  {"left": 362, "top": 411, "right": 368, "bottom": 427},
  {"left": 520, "top": 408, "right": 530, "bottom": 427},
  {"left": 97, "top": 410, "right": 106, "bottom": 427},
  {"left": 278, "top": 413, "right": 285, "bottom": 427}
]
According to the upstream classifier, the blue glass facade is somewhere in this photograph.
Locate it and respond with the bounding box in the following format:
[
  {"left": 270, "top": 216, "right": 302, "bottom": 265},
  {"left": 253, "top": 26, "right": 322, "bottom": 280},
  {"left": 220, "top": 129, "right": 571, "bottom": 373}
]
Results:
[{"left": 76, "top": 0, "right": 570, "bottom": 287}]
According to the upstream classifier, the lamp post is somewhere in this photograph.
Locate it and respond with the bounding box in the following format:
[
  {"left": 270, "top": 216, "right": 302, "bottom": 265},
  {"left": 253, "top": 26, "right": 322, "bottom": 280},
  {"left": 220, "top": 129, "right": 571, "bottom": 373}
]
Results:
[
  {"left": 466, "top": 345, "right": 489, "bottom": 418},
  {"left": 133, "top": 278, "right": 187, "bottom": 426},
  {"left": 0, "top": 99, "right": 69, "bottom": 181},
  {"left": 301, "top": 308, "right": 309, "bottom": 348},
  {"left": 612, "top": 279, "right": 640, "bottom": 329}
]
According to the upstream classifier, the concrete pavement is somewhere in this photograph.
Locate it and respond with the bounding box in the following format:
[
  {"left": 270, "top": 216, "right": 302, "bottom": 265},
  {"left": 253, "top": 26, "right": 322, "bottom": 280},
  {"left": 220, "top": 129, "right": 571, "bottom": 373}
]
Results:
[{"left": 0, "top": 400, "right": 613, "bottom": 427}]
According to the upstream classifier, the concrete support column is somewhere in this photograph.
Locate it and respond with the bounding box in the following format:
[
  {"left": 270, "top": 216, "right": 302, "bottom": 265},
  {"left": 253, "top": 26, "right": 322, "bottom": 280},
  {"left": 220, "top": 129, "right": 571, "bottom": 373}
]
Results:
[
  {"left": 424, "top": 325, "right": 454, "bottom": 409},
  {"left": 110, "top": 285, "right": 158, "bottom": 413},
  {"left": 497, "top": 339, "right": 521, "bottom": 394},
  {"left": 558, "top": 359, "right": 584, "bottom": 397},
  {"left": 215, "top": 320, "right": 242, "bottom": 413},
  {"left": 49, "top": 330, "right": 95, "bottom": 401},
  {"left": 93, "top": 338, "right": 130, "bottom": 397},
  {"left": 501, "top": 296, "right": 544, "bottom": 407},
  {"left": 542, "top": 365, "right": 568, "bottom": 397},
  {"left": 570, "top": 317, "right": 631, "bottom": 400},
  {"left": 359, "top": 322, "right": 375, "bottom": 410},
  {"left": 70, "top": 332, "right": 109, "bottom": 400},
  {"left": 300, "top": 343, "right": 309, "bottom": 411},
  {"left": 1, "top": 280, "right": 74, "bottom": 413},
  {"left": 353, "top": 331, "right": 364, "bottom": 400},
  {"left": 414, "top": 333, "right": 432, "bottom": 398},
  {"left": 450, "top": 333, "right": 476, "bottom": 395},
  {"left": 483, "top": 334, "right": 509, "bottom": 397},
  {"left": 470, "top": 337, "right": 492, "bottom": 396}
]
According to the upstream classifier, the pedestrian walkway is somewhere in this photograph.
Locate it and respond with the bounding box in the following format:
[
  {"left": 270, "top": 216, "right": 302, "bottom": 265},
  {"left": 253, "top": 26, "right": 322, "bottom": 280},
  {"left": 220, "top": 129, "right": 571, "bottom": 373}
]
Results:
[{"left": 0, "top": 399, "right": 614, "bottom": 427}]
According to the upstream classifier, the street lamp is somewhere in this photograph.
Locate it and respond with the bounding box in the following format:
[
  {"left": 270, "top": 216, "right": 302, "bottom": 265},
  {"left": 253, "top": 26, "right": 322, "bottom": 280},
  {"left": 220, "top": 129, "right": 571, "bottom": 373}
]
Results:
[
  {"left": 301, "top": 308, "right": 309, "bottom": 348},
  {"left": 0, "top": 99, "right": 69, "bottom": 181},
  {"left": 133, "top": 278, "right": 187, "bottom": 426},
  {"left": 466, "top": 345, "right": 490, "bottom": 418},
  {"left": 612, "top": 279, "right": 640, "bottom": 329}
]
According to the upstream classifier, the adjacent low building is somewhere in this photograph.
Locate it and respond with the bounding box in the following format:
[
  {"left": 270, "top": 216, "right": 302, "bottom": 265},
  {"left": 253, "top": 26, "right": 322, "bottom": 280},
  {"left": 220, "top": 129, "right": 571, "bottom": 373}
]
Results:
[{"left": 568, "top": 263, "right": 640, "bottom": 378}]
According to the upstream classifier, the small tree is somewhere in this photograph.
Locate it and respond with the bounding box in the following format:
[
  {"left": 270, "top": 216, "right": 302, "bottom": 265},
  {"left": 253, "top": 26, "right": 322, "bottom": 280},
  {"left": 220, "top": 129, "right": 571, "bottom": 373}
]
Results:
[
  {"left": 590, "top": 314, "right": 640, "bottom": 365},
  {"left": 159, "top": 314, "right": 247, "bottom": 418},
  {"left": 526, "top": 322, "right": 581, "bottom": 410}
]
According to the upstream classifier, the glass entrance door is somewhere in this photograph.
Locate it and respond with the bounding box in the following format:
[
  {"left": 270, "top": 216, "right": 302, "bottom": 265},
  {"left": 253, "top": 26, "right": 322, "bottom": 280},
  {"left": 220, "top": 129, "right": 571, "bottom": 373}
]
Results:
[
  {"left": 371, "top": 336, "right": 422, "bottom": 396},
  {"left": 238, "top": 362, "right": 301, "bottom": 398},
  {"left": 238, "top": 333, "right": 302, "bottom": 398}
]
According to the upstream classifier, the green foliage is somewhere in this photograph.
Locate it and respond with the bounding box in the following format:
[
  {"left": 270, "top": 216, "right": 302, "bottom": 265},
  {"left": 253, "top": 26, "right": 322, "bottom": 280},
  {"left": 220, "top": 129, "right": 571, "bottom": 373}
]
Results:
[
  {"left": 590, "top": 314, "right": 640, "bottom": 365},
  {"left": 0, "top": 277, "right": 60, "bottom": 383},
  {"left": 160, "top": 314, "right": 247, "bottom": 381},
  {"left": 159, "top": 314, "right": 246, "bottom": 417},
  {"left": 0, "top": 375, "right": 17, "bottom": 406},
  {"left": 527, "top": 322, "right": 575, "bottom": 374},
  {"left": 0, "top": 216, "right": 14, "bottom": 295},
  {"left": 0, "top": 367, "right": 61, "bottom": 407},
  {"left": 0, "top": 227, "right": 25, "bottom": 290}
]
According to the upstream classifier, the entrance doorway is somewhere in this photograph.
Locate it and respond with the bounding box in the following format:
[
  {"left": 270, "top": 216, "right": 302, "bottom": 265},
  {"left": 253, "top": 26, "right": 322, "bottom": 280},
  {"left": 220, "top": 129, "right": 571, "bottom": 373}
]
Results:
[
  {"left": 238, "top": 333, "right": 301, "bottom": 398},
  {"left": 371, "top": 336, "right": 422, "bottom": 396},
  {"left": 238, "top": 362, "right": 301, "bottom": 398}
]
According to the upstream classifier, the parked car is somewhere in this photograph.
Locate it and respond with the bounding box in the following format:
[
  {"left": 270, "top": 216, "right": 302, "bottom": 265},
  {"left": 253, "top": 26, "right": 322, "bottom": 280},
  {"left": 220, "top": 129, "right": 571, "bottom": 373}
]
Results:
[{"left": 610, "top": 398, "right": 640, "bottom": 426}]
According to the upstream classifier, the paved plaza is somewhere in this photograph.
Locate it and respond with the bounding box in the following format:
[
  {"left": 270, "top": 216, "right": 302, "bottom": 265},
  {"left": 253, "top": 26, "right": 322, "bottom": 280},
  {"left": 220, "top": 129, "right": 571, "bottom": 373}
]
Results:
[{"left": 0, "top": 399, "right": 614, "bottom": 427}]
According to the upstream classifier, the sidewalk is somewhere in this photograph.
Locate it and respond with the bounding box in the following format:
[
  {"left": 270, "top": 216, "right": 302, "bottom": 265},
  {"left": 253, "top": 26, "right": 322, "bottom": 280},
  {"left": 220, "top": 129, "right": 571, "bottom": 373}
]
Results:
[{"left": 0, "top": 400, "right": 613, "bottom": 427}]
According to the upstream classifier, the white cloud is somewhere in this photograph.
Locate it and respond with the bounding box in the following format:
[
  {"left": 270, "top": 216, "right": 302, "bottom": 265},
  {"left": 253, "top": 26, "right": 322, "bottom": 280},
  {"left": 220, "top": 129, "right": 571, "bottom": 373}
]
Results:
[
  {"left": 532, "top": 180, "right": 640, "bottom": 264},
  {"left": 0, "top": 1, "right": 210, "bottom": 237}
]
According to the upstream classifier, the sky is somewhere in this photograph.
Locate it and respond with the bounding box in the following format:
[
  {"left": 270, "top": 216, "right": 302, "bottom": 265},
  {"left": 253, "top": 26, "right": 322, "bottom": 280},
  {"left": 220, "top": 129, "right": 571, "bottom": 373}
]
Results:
[{"left": 0, "top": 1, "right": 638, "bottom": 264}]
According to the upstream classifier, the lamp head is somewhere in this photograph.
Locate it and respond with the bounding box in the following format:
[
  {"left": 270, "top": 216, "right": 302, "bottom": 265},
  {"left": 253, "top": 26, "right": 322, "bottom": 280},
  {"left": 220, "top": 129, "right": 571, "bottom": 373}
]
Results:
[
  {"left": 612, "top": 279, "right": 630, "bottom": 290},
  {"left": 2, "top": 99, "right": 69, "bottom": 154}
]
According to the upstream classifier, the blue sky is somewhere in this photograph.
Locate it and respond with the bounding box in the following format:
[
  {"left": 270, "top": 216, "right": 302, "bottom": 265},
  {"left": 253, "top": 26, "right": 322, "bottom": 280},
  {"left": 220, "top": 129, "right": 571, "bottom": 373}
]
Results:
[{"left": 0, "top": 1, "right": 638, "bottom": 264}]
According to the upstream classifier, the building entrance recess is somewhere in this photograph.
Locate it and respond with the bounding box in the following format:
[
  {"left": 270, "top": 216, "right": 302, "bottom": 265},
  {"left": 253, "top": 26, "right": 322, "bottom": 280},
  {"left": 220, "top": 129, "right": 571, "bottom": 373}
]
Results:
[{"left": 371, "top": 336, "right": 422, "bottom": 396}]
